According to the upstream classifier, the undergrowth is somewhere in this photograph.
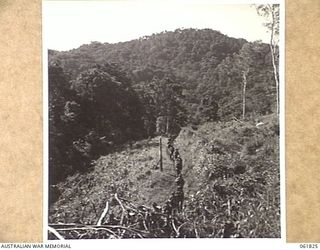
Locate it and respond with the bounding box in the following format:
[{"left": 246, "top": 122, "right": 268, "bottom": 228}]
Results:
[{"left": 49, "top": 114, "right": 280, "bottom": 239}]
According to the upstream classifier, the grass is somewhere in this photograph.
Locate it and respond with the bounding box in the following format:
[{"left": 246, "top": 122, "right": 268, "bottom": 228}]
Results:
[
  {"left": 175, "top": 114, "right": 280, "bottom": 237},
  {"left": 49, "top": 114, "right": 280, "bottom": 238}
]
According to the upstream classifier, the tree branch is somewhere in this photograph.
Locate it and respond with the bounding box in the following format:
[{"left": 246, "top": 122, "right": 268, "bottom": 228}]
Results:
[
  {"left": 97, "top": 201, "right": 109, "bottom": 226},
  {"left": 51, "top": 224, "right": 147, "bottom": 238},
  {"left": 48, "top": 226, "right": 65, "bottom": 240},
  {"left": 114, "top": 193, "right": 126, "bottom": 225}
]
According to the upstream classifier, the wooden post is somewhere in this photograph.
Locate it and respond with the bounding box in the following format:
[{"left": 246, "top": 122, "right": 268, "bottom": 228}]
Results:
[
  {"left": 242, "top": 70, "right": 248, "bottom": 120},
  {"left": 159, "top": 136, "right": 163, "bottom": 171}
]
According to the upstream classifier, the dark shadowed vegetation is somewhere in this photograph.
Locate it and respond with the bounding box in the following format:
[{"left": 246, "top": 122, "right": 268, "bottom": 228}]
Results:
[{"left": 48, "top": 28, "right": 280, "bottom": 239}]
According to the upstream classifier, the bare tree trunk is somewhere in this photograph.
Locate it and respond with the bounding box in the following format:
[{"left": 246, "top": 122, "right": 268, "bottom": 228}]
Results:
[
  {"left": 242, "top": 70, "right": 248, "bottom": 120},
  {"left": 270, "top": 43, "right": 279, "bottom": 115},
  {"left": 159, "top": 136, "right": 163, "bottom": 171},
  {"left": 255, "top": 4, "right": 279, "bottom": 115},
  {"left": 269, "top": 5, "right": 279, "bottom": 115},
  {"left": 166, "top": 116, "right": 170, "bottom": 135}
]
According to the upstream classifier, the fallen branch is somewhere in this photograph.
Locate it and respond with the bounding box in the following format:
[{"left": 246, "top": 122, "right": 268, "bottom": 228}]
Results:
[
  {"left": 48, "top": 226, "right": 65, "bottom": 240},
  {"left": 53, "top": 225, "right": 145, "bottom": 238},
  {"left": 117, "top": 198, "right": 148, "bottom": 215},
  {"left": 142, "top": 219, "right": 149, "bottom": 231},
  {"left": 232, "top": 116, "right": 243, "bottom": 123},
  {"left": 194, "top": 222, "right": 199, "bottom": 238},
  {"left": 177, "top": 221, "right": 189, "bottom": 232},
  {"left": 97, "top": 201, "right": 109, "bottom": 226},
  {"left": 114, "top": 193, "right": 126, "bottom": 225},
  {"left": 49, "top": 224, "right": 149, "bottom": 235},
  {"left": 118, "top": 197, "right": 152, "bottom": 211},
  {"left": 171, "top": 220, "right": 179, "bottom": 237},
  {"left": 194, "top": 228, "right": 199, "bottom": 238},
  {"left": 54, "top": 226, "right": 120, "bottom": 238}
]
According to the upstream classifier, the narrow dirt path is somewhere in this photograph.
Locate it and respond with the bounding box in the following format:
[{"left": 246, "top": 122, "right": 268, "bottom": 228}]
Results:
[{"left": 134, "top": 137, "right": 178, "bottom": 206}]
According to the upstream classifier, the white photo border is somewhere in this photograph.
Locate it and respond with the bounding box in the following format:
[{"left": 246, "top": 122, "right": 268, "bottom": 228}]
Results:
[{"left": 42, "top": 0, "right": 286, "bottom": 248}]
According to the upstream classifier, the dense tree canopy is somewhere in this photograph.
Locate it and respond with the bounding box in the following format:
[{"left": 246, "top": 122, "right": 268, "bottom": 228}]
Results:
[
  {"left": 48, "top": 28, "right": 280, "bottom": 239},
  {"left": 49, "top": 63, "right": 145, "bottom": 185},
  {"left": 48, "top": 28, "right": 278, "bottom": 185}
]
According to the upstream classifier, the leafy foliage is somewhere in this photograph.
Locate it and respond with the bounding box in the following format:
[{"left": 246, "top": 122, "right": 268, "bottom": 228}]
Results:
[
  {"left": 175, "top": 115, "right": 280, "bottom": 237},
  {"left": 50, "top": 28, "right": 277, "bottom": 123},
  {"left": 49, "top": 115, "right": 280, "bottom": 238},
  {"left": 48, "top": 28, "right": 280, "bottom": 238},
  {"left": 49, "top": 63, "right": 145, "bottom": 185}
]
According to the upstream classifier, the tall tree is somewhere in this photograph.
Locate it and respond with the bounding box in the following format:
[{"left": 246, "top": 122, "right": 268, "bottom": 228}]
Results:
[
  {"left": 255, "top": 4, "right": 280, "bottom": 115},
  {"left": 234, "top": 43, "right": 256, "bottom": 120},
  {"left": 48, "top": 63, "right": 75, "bottom": 184},
  {"left": 148, "top": 76, "right": 186, "bottom": 135},
  {"left": 71, "top": 64, "right": 145, "bottom": 143},
  {"left": 241, "top": 69, "right": 249, "bottom": 120},
  {"left": 49, "top": 63, "right": 146, "bottom": 185}
]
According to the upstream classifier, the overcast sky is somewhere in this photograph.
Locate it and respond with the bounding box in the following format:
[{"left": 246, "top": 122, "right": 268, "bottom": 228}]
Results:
[{"left": 43, "top": 0, "right": 278, "bottom": 51}]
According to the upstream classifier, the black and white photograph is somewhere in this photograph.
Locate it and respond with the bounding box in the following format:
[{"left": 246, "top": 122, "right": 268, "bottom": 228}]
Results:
[{"left": 44, "top": 0, "right": 284, "bottom": 241}]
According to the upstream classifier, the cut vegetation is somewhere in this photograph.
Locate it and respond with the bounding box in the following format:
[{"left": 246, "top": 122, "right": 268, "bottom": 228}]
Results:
[{"left": 48, "top": 27, "right": 280, "bottom": 239}]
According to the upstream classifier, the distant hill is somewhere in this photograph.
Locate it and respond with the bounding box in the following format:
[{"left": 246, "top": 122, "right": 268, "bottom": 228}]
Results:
[
  {"left": 48, "top": 28, "right": 279, "bottom": 209},
  {"left": 49, "top": 28, "right": 276, "bottom": 121},
  {"left": 49, "top": 28, "right": 246, "bottom": 82}
]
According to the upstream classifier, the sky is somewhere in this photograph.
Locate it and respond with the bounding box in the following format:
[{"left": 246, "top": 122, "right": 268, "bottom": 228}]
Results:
[{"left": 43, "top": 0, "right": 277, "bottom": 51}]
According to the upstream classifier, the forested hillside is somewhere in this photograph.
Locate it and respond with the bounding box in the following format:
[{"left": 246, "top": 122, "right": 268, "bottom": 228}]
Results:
[
  {"left": 50, "top": 28, "right": 276, "bottom": 122},
  {"left": 48, "top": 28, "right": 280, "bottom": 239}
]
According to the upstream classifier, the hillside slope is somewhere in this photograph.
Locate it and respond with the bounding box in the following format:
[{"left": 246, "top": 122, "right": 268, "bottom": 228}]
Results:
[
  {"left": 49, "top": 28, "right": 277, "bottom": 126},
  {"left": 49, "top": 28, "right": 246, "bottom": 83},
  {"left": 50, "top": 137, "right": 178, "bottom": 223},
  {"left": 175, "top": 115, "right": 280, "bottom": 237},
  {"left": 49, "top": 114, "right": 280, "bottom": 238}
]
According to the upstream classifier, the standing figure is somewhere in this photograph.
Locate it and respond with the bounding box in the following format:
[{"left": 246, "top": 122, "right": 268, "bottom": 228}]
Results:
[
  {"left": 163, "top": 200, "right": 172, "bottom": 216},
  {"left": 174, "top": 149, "right": 180, "bottom": 159},
  {"left": 175, "top": 157, "right": 183, "bottom": 175},
  {"left": 168, "top": 145, "right": 175, "bottom": 160},
  {"left": 171, "top": 189, "right": 184, "bottom": 212},
  {"left": 175, "top": 174, "right": 185, "bottom": 189}
]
